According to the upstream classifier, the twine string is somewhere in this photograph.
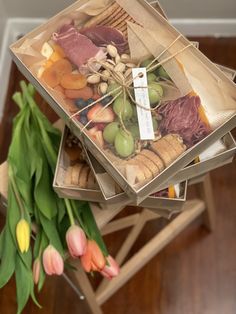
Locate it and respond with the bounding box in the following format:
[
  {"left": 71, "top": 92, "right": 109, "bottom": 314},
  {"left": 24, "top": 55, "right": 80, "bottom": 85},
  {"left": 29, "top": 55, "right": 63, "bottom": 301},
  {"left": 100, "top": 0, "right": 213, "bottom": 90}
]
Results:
[{"left": 69, "top": 36, "right": 193, "bottom": 134}]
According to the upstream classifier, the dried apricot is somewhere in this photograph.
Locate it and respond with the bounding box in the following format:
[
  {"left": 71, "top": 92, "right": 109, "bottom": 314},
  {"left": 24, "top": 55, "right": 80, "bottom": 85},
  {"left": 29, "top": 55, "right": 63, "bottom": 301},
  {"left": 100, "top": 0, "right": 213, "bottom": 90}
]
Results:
[
  {"left": 54, "top": 85, "right": 65, "bottom": 97},
  {"left": 65, "top": 86, "right": 93, "bottom": 100},
  {"left": 41, "top": 59, "right": 72, "bottom": 88},
  {"left": 50, "top": 51, "right": 63, "bottom": 62},
  {"left": 60, "top": 73, "right": 87, "bottom": 90},
  {"left": 51, "top": 43, "right": 66, "bottom": 58}
]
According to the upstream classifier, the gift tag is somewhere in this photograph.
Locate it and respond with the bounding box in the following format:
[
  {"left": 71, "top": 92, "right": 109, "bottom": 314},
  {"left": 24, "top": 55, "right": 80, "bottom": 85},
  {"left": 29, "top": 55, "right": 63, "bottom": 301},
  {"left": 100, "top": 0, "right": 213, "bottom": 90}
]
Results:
[{"left": 132, "top": 67, "right": 154, "bottom": 140}]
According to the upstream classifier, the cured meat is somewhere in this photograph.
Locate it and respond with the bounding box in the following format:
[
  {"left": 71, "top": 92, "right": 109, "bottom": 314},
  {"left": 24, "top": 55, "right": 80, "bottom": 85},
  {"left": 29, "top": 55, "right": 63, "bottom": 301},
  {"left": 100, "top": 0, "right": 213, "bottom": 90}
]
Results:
[
  {"left": 80, "top": 25, "right": 127, "bottom": 53},
  {"left": 157, "top": 95, "right": 211, "bottom": 147},
  {"left": 52, "top": 24, "right": 106, "bottom": 69}
]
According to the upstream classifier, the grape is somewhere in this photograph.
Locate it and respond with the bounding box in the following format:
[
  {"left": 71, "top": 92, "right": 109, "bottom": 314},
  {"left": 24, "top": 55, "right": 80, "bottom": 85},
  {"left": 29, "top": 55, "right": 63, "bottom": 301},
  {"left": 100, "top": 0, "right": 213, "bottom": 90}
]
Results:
[
  {"left": 115, "top": 129, "right": 134, "bottom": 158},
  {"left": 103, "top": 122, "right": 120, "bottom": 144},
  {"left": 79, "top": 115, "right": 88, "bottom": 125},
  {"left": 147, "top": 73, "right": 157, "bottom": 82},
  {"left": 152, "top": 117, "right": 158, "bottom": 131},
  {"left": 107, "top": 83, "right": 121, "bottom": 96},
  {"left": 156, "top": 66, "right": 170, "bottom": 79},
  {"left": 140, "top": 58, "right": 154, "bottom": 68},
  {"left": 128, "top": 124, "right": 140, "bottom": 139},
  {"left": 101, "top": 95, "right": 113, "bottom": 106},
  {"left": 87, "top": 98, "right": 95, "bottom": 105},
  {"left": 113, "top": 96, "right": 133, "bottom": 120},
  {"left": 148, "top": 82, "right": 163, "bottom": 106},
  {"left": 75, "top": 98, "right": 86, "bottom": 109}
]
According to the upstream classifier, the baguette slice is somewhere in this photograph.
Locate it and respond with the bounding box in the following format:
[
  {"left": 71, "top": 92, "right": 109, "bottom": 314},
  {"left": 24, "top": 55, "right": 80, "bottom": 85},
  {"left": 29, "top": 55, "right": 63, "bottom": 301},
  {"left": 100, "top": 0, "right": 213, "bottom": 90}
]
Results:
[
  {"left": 64, "top": 166, "right": 73, "bottom": 185},
  {"left": 87, "top": 169, "right": 96, "bottom": 189},
  {"left": 71, "top": 163, "right": 84, "bottom": 185},
  {"left": 163, "top": 134, "right": 186, "bottom": 155},
  {"left": 140, "top": 149, "right": 164, "bottom": 172},
  {"left": 78, "top": 165, "right": 90, "bottom": 189},
  {"left": 127, "top": 160, "right": 146, "bottom": 183},
  {"left": 150, "top": 139, "right": 173, "bottom": 167},
  {"left": 134, "top": 154, "right": 159, "bottom": 177}
]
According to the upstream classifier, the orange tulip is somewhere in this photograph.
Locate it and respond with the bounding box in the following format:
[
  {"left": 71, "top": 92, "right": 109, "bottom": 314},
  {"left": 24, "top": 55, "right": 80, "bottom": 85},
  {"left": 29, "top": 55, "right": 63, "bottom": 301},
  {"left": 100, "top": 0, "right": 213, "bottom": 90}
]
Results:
[{"left": 80, "top": 240, "right": 106, "bottom": 273}]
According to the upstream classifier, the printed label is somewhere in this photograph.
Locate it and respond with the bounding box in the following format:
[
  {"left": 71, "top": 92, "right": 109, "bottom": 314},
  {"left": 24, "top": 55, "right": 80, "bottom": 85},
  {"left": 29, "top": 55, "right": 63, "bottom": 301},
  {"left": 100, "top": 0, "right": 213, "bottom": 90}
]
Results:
[{"left": 132, "top": 67, "right": 154, "bottom": 140}]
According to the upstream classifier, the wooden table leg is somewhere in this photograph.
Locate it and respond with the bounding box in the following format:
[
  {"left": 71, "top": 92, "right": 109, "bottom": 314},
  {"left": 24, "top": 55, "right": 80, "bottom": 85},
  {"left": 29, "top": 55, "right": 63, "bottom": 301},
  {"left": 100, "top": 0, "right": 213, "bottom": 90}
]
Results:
[
  {"left": 66, "top": 262, "right": 103, "bottom": 314},
  {"left": 196, "top": 173, "right": 216, "bottom": 231}
]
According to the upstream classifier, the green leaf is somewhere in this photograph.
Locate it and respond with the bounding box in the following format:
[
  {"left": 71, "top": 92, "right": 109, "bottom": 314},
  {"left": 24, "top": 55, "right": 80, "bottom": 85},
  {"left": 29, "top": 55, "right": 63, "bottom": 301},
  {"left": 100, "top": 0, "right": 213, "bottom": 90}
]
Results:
[
  {"left": 15, "top": 254, "right": 31, "bottom": 314},
  {"left": 33, "top": 231, "right": 42, "bottom": 259},
  {"left": 0, "top": 225, "right": 16, "bottom": 288},
  {"left": 0, "top": 227, "right": 5, "bottom": 259},
  {"left": 37, "top": 262, "right": 46, "bottom": 292},
  {"left": 34, "top": 156, "right": 58, "bottom": 219},
  {"left": 30, "top": 280, "right": 41, "bottom": 308}
]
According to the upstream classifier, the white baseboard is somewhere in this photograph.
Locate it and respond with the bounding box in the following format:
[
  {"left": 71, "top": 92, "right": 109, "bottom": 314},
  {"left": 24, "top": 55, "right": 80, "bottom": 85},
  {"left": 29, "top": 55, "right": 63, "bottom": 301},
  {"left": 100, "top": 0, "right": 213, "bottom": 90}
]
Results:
[
  {"left": 170, "top": 18, "right": 236, "bottom": 37},
  {"left": 0, "top": 18, "right": 45, "bottom": 121},
  {"left": 0, "top": 17, "right": 235, "bottom": 121}
]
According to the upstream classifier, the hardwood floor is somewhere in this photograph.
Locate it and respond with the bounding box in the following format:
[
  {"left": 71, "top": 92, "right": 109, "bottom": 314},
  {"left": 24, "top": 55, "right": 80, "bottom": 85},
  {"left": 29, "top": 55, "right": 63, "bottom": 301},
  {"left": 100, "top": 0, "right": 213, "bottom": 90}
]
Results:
[{"left": 0, "top": 37, "right": 236, "bottom": 314}]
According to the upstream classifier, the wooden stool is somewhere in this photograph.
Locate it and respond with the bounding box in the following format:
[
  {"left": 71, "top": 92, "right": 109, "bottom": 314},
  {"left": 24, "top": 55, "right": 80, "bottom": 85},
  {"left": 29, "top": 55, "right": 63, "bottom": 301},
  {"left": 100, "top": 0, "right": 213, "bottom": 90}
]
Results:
[{"left": 0, "top": 161, "right": 215, "bottom": 314}]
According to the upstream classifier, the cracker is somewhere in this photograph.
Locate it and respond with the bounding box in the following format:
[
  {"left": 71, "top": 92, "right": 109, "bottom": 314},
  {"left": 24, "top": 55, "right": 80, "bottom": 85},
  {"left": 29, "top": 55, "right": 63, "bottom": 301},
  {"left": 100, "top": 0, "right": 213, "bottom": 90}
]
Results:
[{"left": 83, "top": 2, "right": 120, "bottom": 28}]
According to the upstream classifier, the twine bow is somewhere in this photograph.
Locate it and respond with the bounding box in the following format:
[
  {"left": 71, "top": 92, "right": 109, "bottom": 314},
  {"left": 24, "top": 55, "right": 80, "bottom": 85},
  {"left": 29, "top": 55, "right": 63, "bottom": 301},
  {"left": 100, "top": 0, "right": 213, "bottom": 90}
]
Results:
[{"left": 69, "top": 34, "right": 193, "bottom": 134}]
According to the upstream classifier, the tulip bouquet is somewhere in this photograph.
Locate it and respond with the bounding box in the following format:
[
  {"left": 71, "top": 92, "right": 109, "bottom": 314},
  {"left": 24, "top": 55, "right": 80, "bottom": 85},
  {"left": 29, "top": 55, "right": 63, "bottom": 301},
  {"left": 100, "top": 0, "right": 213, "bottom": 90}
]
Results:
[{"left": 0, "top": 81, "right": 119, "bottom": 313}]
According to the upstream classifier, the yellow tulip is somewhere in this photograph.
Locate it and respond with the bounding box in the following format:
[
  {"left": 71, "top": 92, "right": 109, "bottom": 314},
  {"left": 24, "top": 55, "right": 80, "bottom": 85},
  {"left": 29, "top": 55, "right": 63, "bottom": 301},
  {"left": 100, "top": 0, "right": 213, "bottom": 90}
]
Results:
[{"left": 16, "top": 219, "right": 30, "bottom": 253}]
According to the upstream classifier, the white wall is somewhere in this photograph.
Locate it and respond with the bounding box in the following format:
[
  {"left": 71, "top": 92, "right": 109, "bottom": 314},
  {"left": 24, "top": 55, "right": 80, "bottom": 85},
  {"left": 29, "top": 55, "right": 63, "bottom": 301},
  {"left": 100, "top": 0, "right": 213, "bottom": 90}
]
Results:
[
  {"left": 2, "top": 0, "right": 236, "bottom": 19},
  {"left": 0, "top": 1, "right": 7, "bottom": 46},
  {"left": 3, "top": 0, "right": 74, "bottom": 18},
  {"left": 158, "top": 0, "right": 236, "bottom": 19}
]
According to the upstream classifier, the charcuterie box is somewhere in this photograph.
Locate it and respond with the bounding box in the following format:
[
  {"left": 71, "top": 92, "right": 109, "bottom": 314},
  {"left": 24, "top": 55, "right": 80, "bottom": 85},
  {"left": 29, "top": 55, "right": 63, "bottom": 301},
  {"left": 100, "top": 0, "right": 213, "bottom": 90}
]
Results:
[
  {"left": 10, "top": 0, "right": 236, "bottom": 204},
  {"left": 53, "top": 126, "right": 187, "bottom": 211}
]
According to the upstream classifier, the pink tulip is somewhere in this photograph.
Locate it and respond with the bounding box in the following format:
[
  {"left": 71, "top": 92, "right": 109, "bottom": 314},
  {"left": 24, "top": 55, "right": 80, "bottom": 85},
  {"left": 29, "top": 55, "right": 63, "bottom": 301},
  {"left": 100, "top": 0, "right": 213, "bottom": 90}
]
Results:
[
  {"left": 100, "top": 255, "right": 120, "bottom": 280},
  {"left": 42, "top": 245, "right": 64, "bottom": 276},
  {"left": 66, "top": 225, "right": 87, "bottom": 258},
  {"left": 33, "top": 258, "right": 41, "bottom": 285}
]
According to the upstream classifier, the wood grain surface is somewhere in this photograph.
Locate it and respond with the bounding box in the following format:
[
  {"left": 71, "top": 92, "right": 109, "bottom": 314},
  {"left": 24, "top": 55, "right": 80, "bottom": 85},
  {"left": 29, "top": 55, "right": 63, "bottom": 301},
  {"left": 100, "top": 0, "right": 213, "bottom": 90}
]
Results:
[{"left": 0, "top": 37, "right": 236, "bottom": 314}]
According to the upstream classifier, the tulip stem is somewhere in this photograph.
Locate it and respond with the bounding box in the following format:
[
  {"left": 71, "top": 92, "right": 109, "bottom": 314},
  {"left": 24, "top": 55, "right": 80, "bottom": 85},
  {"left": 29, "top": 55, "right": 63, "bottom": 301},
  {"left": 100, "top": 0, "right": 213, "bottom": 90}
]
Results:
[
  {"left": 9, "top": 165, "right": 25, "bottom": 218},
  {"left": 64, "top": 199, "right": 75, "bottom": 226}
]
